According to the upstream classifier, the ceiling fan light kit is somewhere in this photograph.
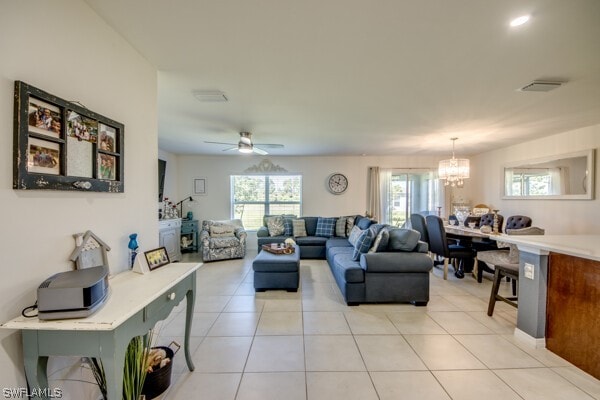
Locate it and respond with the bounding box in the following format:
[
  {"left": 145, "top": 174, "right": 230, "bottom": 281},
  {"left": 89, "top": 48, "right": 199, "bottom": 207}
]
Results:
[{"left": 204, "top": 132, "right": 283, "bottom": 155}]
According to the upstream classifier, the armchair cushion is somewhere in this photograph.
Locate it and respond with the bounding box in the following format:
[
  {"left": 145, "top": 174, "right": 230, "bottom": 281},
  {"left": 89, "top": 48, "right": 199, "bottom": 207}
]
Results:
[
  {"left": 210, "top": 236, "right": 241, "bottom": 249},
  {"left": 209, "top": 224, "right": 236, "bottom": 237}
]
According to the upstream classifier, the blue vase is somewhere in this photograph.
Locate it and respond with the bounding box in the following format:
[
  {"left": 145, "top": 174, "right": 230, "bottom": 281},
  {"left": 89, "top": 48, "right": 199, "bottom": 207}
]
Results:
[{"left": 128, "top": 233, "right": 139, "bottom": 267}]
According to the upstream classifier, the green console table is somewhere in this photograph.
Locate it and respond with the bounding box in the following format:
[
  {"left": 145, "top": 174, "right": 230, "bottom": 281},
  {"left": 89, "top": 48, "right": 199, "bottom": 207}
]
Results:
[{"left": 2, "top": 262, "right": 201, "bottom": 399}]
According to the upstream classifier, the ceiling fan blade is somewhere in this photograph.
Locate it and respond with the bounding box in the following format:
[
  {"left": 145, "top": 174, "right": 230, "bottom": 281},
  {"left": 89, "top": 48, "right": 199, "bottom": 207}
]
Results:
[
  {"left": 253, "top": 147, "right": 269, "bottom": 155},
  {"left": 204, "top": 140, "right": 237, "bottom": 145},
  {"left": 222, "top": 147, "right": 238, "bottom": 152},
  {"left": 254, "top": 143, "right": 284, "bottom": 148}
]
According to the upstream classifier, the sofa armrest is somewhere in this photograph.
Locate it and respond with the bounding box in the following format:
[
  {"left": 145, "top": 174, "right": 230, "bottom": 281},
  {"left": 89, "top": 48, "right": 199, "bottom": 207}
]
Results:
[
  {"left": 235, "top": 227, "right": 247, "bottom": 243},
  {"left": 256, "top": 226, "right": 269, "bottom": 237},
  {"left": 360, "top": 252, "right": 433, "bottom": 273}
]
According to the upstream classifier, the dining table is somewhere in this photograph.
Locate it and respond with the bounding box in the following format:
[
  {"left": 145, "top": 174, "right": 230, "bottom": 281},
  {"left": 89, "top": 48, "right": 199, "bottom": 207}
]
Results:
[{"left": 444, "top": 223, "right": 500, "bottom": 281}]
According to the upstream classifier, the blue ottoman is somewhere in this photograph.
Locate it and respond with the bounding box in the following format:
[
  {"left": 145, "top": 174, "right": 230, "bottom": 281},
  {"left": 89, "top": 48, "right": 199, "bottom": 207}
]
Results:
[{"left": 253, "top": 246, "right": 300, "bottom": 292}]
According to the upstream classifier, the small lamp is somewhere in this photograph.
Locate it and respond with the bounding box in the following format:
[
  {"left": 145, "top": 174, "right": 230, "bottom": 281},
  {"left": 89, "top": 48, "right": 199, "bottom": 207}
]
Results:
[{"left": 175, "top": 196, "right": 194, "bottom": 218}]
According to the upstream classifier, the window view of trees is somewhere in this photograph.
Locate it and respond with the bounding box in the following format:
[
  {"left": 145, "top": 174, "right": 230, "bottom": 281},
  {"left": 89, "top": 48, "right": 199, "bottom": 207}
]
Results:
[
  {"left": 510, "top": 172, "right": 551, "bottom": 196},
  {"left": 231, "top": 175, "right": 302, "bottom": 229},
  {"left": 385, "top": 170, "right": 440, "bottom": 227}
]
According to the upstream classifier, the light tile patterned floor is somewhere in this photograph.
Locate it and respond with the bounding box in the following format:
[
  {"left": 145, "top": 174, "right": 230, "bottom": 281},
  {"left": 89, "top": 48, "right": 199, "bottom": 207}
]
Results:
[{"left": 155, "top": 252, "right": 600, "bottom": 400}]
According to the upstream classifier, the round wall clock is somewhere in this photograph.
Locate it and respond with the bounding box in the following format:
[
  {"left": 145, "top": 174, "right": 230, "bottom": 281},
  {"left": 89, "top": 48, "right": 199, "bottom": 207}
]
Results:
[{"left": 327, "top": 173, "right": 348, "bottom": 194}]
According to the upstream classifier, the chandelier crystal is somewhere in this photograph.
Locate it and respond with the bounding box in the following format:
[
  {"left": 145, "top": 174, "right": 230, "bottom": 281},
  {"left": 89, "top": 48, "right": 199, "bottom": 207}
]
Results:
[{"left": 438, "top": 137, "right": 470, "bottom": 187}]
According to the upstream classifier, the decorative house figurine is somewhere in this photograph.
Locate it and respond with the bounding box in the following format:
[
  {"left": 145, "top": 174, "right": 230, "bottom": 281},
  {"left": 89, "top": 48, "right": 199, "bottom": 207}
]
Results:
[{"left": 70, "top": 230, "right": 111, "bottom": 270}]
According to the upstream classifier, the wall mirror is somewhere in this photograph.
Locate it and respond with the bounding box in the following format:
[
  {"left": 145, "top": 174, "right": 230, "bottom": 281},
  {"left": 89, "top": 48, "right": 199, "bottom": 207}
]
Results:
[{"left": 503, "top": 149, "right": 595, "bottom": 200}]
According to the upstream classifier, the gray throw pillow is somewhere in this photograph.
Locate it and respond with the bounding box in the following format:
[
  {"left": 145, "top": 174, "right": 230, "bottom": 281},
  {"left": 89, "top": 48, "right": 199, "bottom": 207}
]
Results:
[
  {"left": 369, "top": 228, "right": 390, "bottom": 253},
  {"left": 335, "top": 217, "right": 347, "bottom": 237},
  {"left": 266, "top": 216, "right": 285, "bottom": 236},
  {"left": 387, "top": 228, "right": 420, "bottom": 252},
  {"left": 345, "top": 216, "right": 356, "bottom": 236},
  {"left": 292, "top": 219, "right": 307, "bottom": 237}
]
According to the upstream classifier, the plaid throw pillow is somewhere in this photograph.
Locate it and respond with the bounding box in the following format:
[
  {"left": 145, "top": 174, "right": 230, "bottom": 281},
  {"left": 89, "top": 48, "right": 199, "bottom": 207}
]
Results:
[
  {"left": 315, "top": 217, "right": 337, "bottom": 238},
  {"left": 347, "top": 225, "right": 363, "bottom": 246},
  {"left": 283, "top": 218, "right": 294, "bottom": 236},
  {"left": 352, "top": 229, "right": 374, "bottom": 261}
]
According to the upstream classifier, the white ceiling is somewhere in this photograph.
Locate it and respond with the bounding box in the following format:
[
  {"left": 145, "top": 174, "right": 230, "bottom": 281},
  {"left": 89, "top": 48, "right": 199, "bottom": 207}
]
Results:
[{"left": 85, "top": 0, "right": 600, "bottom": 157}]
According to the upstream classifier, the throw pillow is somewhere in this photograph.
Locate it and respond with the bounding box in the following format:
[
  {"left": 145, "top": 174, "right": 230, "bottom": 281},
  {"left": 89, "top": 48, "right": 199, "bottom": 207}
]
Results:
[
  {"left": 283, "top": 218, "right": 294, "bottom": 236},
  {"left": 292, "top": 219, "right": 307, "bottom": 237},
  {"left": 369, "top": 228, "right": 390, "bottom": 253},
  {"left": 352, "top": 229, "right": 374, "bottom": 261},
  {"left": 315, "top": 217, "right": 337, "bottom": 238},
  {"left": 356, "top": 217, "right": 374, "bottom": 230},
  {"left": 345, "top": 216, "right": 356, "bottom": 236},
  {"left": 335, "top": 217, "right": 347, "bottom": 237},
  {"left": 210, "top": 224, "right": 236, "bottom": 237},
  {"left": 266, "top": 216, "right": 285, "bottom": 237},
  {"left": 263, "top": 214, "right": 296, "bottom": 227},
  {"left": 347, "top": 225, "right": 363, "bottom": 246},
  {"left": 387, "top": 228, "right": 421, "bottom": 252}
]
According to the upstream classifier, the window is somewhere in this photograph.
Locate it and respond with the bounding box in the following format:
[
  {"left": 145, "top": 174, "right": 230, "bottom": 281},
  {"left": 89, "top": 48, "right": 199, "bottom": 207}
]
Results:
[
  {"left": 231, "top": 175, "right": 302, "bottom": 230},
  {"left": 382, "top": 169, "right": 441, "bottom": 227}
]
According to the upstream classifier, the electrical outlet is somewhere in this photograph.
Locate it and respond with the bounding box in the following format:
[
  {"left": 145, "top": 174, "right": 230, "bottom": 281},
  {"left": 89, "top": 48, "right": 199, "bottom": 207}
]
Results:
[{"left": 524, "top": 263, "right": 535, "bottom": 279}]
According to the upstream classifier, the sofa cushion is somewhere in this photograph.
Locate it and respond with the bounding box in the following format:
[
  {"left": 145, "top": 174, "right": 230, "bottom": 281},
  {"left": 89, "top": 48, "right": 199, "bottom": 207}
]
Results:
[
  {"left": 295, "top": 236, "right": 328, "bottom": 246},
  {"left": 315, "top": 217, "right": 337, "bottom": 238},
  {"left": 335, "top": 217, "right": 347, "bottom": 237},
  {"left": 326, "top": 237, "right": 352, "bottom": 250},
  {"left": 303, "top": 217, "right": 319, "bottom": 236},
  {"left": 331, "top": 252, "right": 364, "bottom": 283},
  {"left": 293, "top": 219, "right": 307, "bottom": 237},
  {"left": 266, "top": 216, "right": 285, "bottom": 237},
  {"left": 209, "top": 236, "right": 240, "bottom": 249},
  {"left": 348, "top": 226, "right": 363, "bottom": 246},
  {"left": 209, "top": 224, "right": 236, "bottom": 237},
  {"left": 283, "top": 218, "right": 294, "bottom": 236},
  {"left": 387, "top": 228, "right": 420, "bottom": 252},
  {"left": 356, "top": 217, "right": 374, "bottom": 230},
  {"left": 327, "top": 244, "right": 353, "bottom": 261},
  {"left": 352, "top": 229, "right": 374, "bottom": 261},
  {"left": 369, "top": 228, "right": 390, "bottom": 253}
]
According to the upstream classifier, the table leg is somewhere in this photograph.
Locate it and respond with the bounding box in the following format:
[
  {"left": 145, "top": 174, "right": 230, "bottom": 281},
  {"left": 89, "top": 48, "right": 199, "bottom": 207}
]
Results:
[
  {"left": 101, "top": 338, "right": 127, "bottom": 400},
  {"left": 22, "top": 331, "right": 49, "bottom": 399},
  {"left": 184, "top": 273, "right": 196, "bottom": 371}
]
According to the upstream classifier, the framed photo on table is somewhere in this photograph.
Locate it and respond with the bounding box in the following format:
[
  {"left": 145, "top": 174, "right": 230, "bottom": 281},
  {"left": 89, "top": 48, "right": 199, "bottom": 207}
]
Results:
[{"left": 144, "top": 247, "right": 170, "bottom": 271}]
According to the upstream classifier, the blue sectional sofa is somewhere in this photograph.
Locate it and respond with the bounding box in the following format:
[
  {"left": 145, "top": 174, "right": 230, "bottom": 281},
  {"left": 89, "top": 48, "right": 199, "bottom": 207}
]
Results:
[{"left": 257, "top": 215, "right": 433, "bottom": 305}]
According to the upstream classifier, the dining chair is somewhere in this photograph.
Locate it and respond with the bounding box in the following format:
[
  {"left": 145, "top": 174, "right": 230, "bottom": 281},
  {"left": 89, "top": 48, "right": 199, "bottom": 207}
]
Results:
[
  {"left": 479, "top": 213, "right": 504, "bottom": 231},
  {"left": 409, "top": 213, "right": 429, "bottom": 244},
  {"left": 426, "top": 215, "right": 477, "bottom": 280},
  {"left": 477, "top": 226, "right": 545, "bottom": 316},
  {"left": 504, "top": 215, "right": 532, "bottom": 231}
]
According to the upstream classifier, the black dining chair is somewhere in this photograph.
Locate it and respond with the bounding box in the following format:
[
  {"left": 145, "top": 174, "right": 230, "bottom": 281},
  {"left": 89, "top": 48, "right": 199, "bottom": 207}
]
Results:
[
  {"left": 504, "top": 215, "right": 532, "bottom": 232},
  {"left": 410, "top": 213, "right": 429, "bottom": 244},
  {"left": 426, "top": 215, "right": 477, "bottom": 280}
]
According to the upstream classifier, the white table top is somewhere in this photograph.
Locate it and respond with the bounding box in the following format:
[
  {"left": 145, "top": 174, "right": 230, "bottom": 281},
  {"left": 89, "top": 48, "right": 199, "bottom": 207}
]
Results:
[
  {"left": 1, "top": 262, "right": 201, "bottom": 331},
  {"left": 490, "top": 234, "right": 600, "bottom": 262}
]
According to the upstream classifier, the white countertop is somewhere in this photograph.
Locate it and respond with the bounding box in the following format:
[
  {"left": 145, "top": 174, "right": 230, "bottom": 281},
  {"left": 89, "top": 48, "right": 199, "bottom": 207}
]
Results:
[{"left": 492, "top": 234, "right": 600, "bottom": 262}]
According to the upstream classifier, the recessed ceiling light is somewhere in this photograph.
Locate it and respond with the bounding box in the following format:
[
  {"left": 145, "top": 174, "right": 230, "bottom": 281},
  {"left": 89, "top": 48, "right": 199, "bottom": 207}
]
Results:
[
  {"left": 192, "top": 90, "right": 228, "bottom": 102},
  {"left": 510, "top": 15, "right": 530, "bottom": 27}
]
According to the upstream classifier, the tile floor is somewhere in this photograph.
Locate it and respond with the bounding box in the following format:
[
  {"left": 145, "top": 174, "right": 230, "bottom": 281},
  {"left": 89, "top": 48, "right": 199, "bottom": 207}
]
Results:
[{"left": 151, "top": 252, "right": 600, "bottom": 400}]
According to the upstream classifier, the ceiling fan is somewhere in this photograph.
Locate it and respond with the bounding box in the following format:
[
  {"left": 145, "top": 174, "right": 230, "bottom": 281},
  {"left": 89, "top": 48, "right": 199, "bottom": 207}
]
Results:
[{"left": 204, "top": 132, "right": 284, "bottom": 155}]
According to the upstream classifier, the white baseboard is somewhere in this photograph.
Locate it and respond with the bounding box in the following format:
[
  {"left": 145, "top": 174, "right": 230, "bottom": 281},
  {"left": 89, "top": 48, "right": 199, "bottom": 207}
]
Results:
[{"left": 514, "top": 327, "right": 546, "bottom": 348}]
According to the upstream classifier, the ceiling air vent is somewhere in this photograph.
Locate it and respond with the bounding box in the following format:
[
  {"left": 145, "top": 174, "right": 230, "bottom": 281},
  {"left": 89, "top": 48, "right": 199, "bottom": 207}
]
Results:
[
  {"left": 193, "top": 90, "right": 228, "bottom": 102},
  {"left": 519, "top": 81, "right": 564, "bottom": 92}
]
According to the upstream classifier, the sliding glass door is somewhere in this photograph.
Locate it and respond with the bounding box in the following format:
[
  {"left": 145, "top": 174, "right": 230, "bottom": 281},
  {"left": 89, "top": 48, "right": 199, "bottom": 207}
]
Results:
[{"left": 383, "top": 170, "right": 441, "bottom": 227}]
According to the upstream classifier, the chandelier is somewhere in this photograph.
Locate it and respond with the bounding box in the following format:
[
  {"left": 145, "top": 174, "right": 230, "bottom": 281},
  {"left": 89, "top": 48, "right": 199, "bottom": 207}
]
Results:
[{"left": 438, "top": 137, "right": 470, "bottom": 187}]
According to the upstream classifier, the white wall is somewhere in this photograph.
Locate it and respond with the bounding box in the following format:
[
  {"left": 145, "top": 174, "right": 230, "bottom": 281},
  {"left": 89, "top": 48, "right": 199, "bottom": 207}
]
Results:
[
  {"left": 469, "top": 124, "right": 600, "bottom": 234},
  {"left": 175, "top": 154, "right": 443, "bottom": 225},
  {"left": 0, "top": 0, "right": 157, "bottom": 392}
]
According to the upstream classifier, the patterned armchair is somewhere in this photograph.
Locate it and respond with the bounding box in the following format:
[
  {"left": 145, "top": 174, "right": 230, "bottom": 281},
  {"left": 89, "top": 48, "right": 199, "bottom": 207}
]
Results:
[{"left": 200, "top": 219, "right": 247, "bottom": 262}]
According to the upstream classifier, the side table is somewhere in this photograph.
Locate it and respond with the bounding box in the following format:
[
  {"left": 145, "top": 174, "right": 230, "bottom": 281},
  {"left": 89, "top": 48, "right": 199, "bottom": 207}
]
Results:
[{"left": 181, "top": 219, "right": 199, "bottom": 253}]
